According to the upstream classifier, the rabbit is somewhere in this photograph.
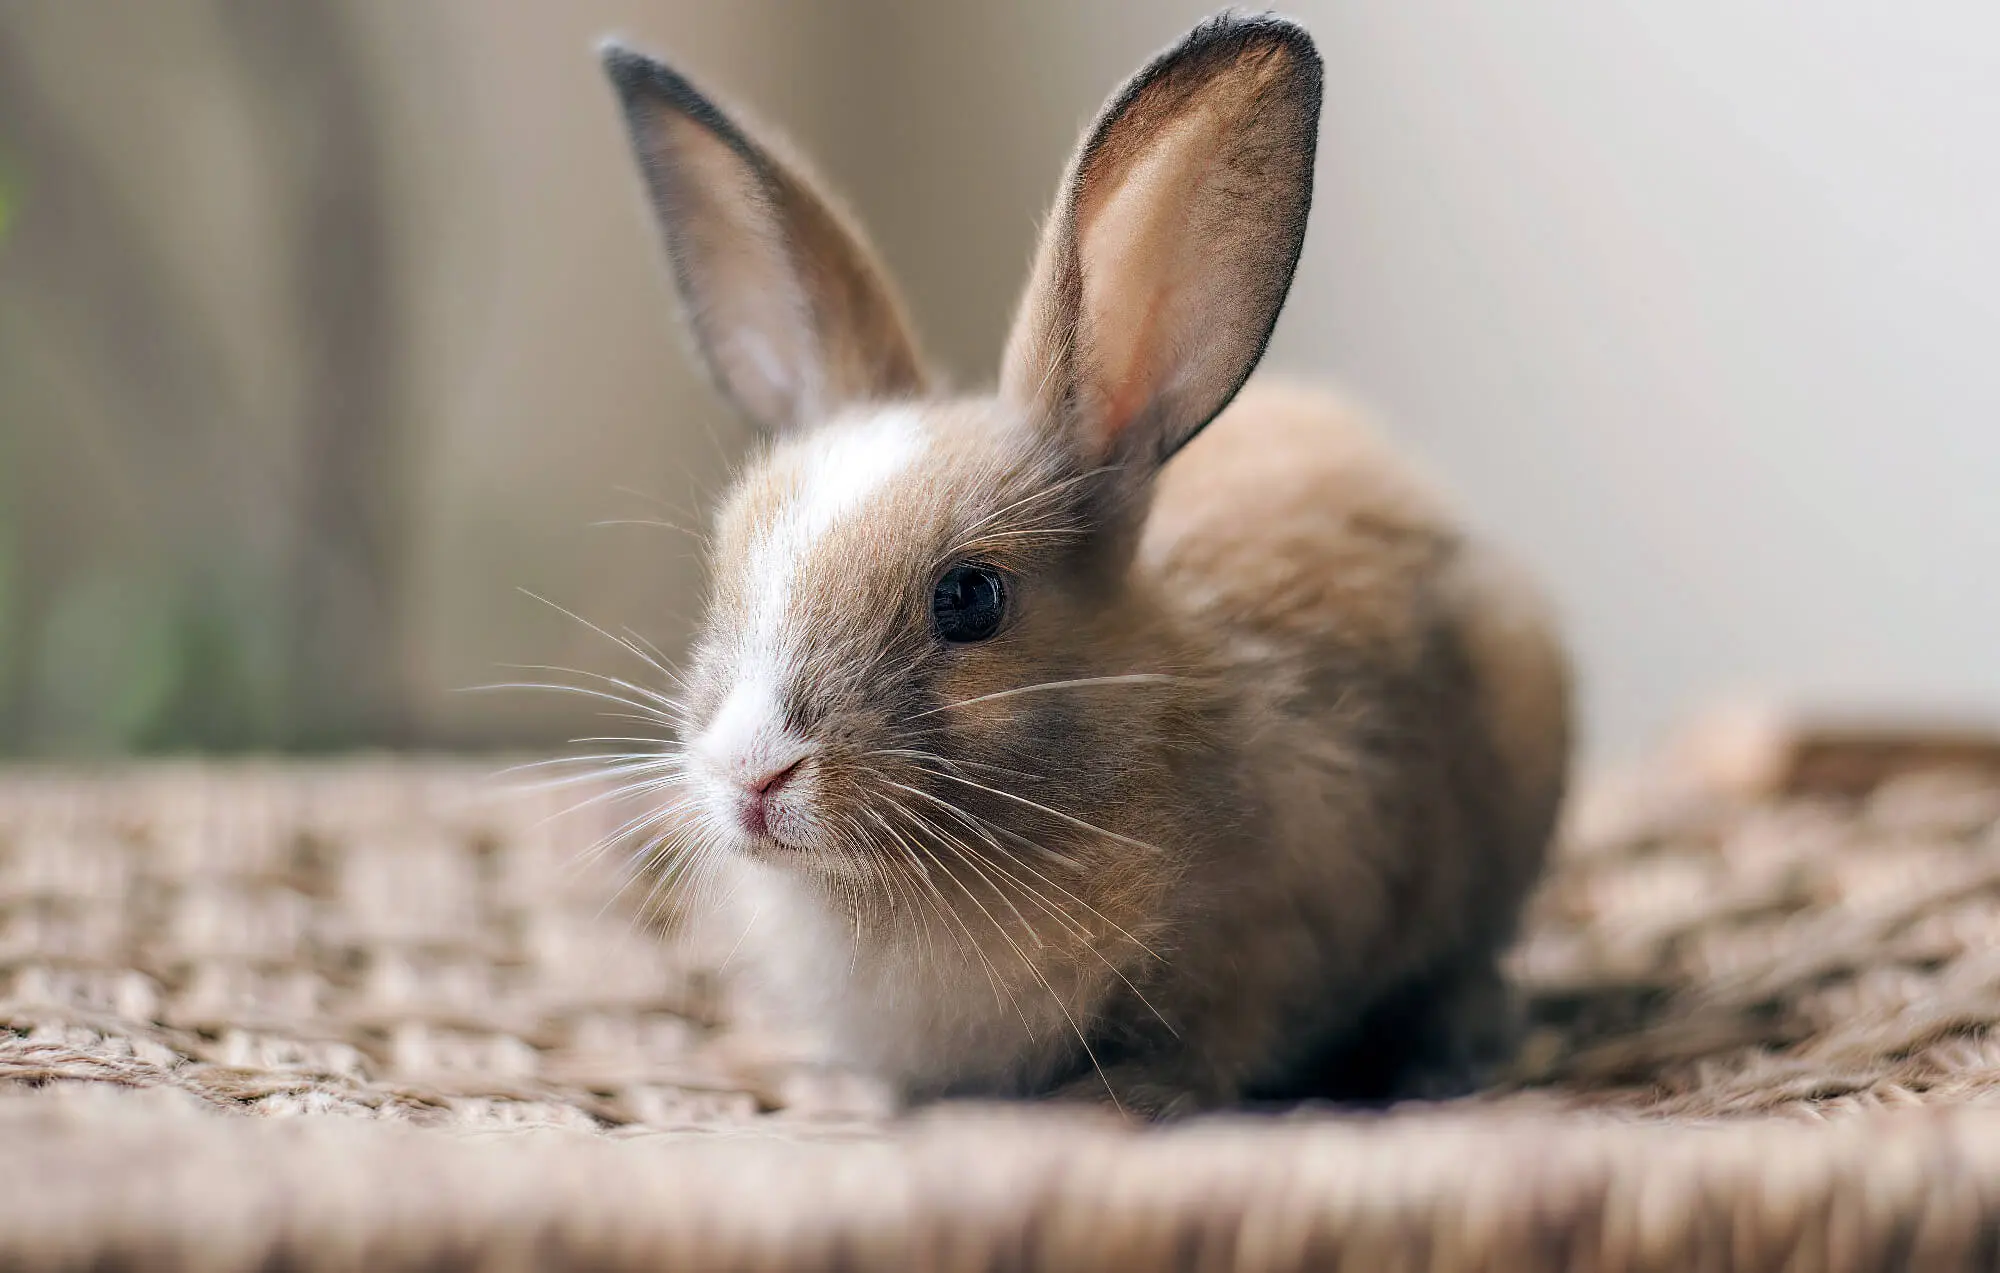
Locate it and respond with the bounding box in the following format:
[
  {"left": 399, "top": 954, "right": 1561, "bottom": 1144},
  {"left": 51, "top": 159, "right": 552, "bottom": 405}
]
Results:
[{"left": 597, "top": 10, "right": 1571, "bottom": 1118}]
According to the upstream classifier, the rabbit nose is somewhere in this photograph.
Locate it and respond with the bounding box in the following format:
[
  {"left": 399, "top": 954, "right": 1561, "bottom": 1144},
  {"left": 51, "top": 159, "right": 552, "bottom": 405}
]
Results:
[
  {"left": 736, "top": 756, "right": 805, "bottom": 838},
  {"left": 745, "top": 756, "right": 804, "bottom": 797}
]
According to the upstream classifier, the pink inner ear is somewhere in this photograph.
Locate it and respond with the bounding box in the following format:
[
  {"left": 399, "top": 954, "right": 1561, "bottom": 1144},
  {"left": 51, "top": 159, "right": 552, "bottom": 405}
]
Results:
[{"left": 1074, "top": 98, "right": 1239, "bottom": 459}]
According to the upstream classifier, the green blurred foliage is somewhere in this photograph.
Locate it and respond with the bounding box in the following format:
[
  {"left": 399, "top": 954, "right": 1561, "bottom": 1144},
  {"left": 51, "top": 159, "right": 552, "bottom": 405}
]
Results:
[
  {"left": 0, "top": 8, "right": 419, "bottom": 757},
  {"left": 32, "top": 566, "right": 284, "bottom": 755},
  {"left": 0, "top": 144, "right": 283, "bottom": 756}
]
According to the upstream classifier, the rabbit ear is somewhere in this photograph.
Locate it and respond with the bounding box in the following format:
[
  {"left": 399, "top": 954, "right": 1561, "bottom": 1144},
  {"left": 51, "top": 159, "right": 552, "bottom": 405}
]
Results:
[
  {"left": 1001, "top": 13, "right": 1320, "bottom": 475},
  {"left": 603, "top": 44, "right": 930, "bottom": 434}
]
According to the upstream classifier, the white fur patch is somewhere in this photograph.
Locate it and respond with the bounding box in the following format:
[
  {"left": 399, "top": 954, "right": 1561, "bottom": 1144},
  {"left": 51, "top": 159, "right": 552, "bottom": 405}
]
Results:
[
  {"left": 745, "top": 408, "right": 927, "bottom": 668},
  {"left": 700, "top": 671, "right": 784, "bottom": 775},
  {"left": 787, "top": 408, "right": 928, "bottom": 547},
  {"left": 696, "top": 409, "right": 928, "bottom": 803}
]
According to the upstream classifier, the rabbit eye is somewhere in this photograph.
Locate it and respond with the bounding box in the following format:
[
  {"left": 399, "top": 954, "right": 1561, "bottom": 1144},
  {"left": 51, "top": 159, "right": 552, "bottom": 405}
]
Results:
[{"left": 932, "top": 564, "right": 1007, "bottom": 643}]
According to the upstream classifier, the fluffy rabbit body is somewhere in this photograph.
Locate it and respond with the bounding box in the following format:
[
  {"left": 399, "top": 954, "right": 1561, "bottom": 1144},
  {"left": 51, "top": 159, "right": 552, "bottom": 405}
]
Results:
[{"left": 600, "top": 11, "right": 1570, "bottom": 1115}]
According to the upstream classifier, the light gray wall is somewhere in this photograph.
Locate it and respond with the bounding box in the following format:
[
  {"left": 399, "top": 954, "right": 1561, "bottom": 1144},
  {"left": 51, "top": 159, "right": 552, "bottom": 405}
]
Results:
[{"left": 1269, "top": 2, "right": 2000, "bottom": 760}]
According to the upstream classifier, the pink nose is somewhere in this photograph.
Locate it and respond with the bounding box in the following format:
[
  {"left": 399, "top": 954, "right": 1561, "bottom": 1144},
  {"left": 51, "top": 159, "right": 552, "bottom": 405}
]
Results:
[
  {"left": 747, "top": 757, "right": 804, "bottom": 796},
  {"left": 737, "top": 757, "right": 804, "bottom": 836}
]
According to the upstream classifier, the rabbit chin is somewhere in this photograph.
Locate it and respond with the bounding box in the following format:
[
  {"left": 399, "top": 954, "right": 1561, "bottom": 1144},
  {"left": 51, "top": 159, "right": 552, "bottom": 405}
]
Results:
[
  {"left": 692, "top": 837, "right": 1102, "bottom": 1100},
  {"left": 672, "top": 736, "right": 1136, "bottom": 1094},
  {"left": 714, "top": 806, "right": 875, "bottom": 884}
]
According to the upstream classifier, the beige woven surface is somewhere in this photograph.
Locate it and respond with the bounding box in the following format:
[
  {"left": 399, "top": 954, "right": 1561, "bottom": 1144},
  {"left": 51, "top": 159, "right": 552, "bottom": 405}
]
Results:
[{"left": 5, "top": 721, "right": 2000, "bottom": 1270}]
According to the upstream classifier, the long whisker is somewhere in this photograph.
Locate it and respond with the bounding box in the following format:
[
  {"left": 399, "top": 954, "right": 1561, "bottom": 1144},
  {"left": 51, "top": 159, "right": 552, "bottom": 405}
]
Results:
[
  {"left": 882, "top": 779, "right": 1163, "bottom": 964},
  {"left": 888, "top": 782, "right": 1093, "bottom": 947},
  {"left": 486, "top": 754, "right": 689, "bottom": 855},
  {"left": 866, "top": 748, "right": 1048, "bottom": 787},
  {"left": 556, "top": 804, "right": 704, "bottom": 994},
  {"left": 884, "top": 785, "right": 1041, "bottom": 945},
  {"left": 880, "top": 798, "right": 1047, "bottom": 1040},
  {"left": 593, "top": 801, "right": 705, "bottom": 920},
  {"left": 883, "top": 795, "right": 1125, "bottom": 1115},
  {"left": 515, "top": 588, "right": 685, "bottom": 685},
  {"left": 460, "top": 681, "right": 679, "bottom": 728},
  {"left": 561, "top": 736, "right": 693, "bottom": 751},
  {"left": 494, "top": 661, "right": 688, "bottom": 718},
  {"left": 544, "top": 772, "right": 692, "bottom": 840},
  {"left": 510, "top": 758, "right": 688, "bottom": 828},
  {"left": 908, "top": 674, "right": 1182, "bottom": 719},
  {"left": 884, "top": 780, "right": 1176, "bottom": 1034},
  {"left": 611, "top": 483, "right": 707, "bottom": 527},
  {"left": 873, "top": 749, "right": 1081, "bottom": 875},
  {"left": 573, "top": 782, "right": 698, "bottom": 871},
  {"left": 507, "top": 738, "right": 678, "bottom": 812},
  {"left": 626, "top": 797, "right": 743, "bottom": 937},
  {"left": 620, "top": 627, "right": 689, "bottom": 688},
  {"left": 849, "top": 810, "right": 940, "bottom": 976},
  {"left": 715, "top": 899, "right": 760, "bottom": 974},
  {"left": 588, "top": 516, "right": 709, "bottom": 542},
  {"left": 491, "top": 753, "right": 681, "bottom": 785},
  {"left": 896, "top": 786, "right": 1177, "bottom": 1039},
  {"left": 922, "top": 767, "right": 1168, "bottom": 859},
  {"left": 494, "top": 749, "right": 674, "bottom": 774},
  {"left": 856, "top": 807, "right": 950, "bottom": 975},
  {"left": 865, "top": 803, "right": 1017, "bottom": 1020}
]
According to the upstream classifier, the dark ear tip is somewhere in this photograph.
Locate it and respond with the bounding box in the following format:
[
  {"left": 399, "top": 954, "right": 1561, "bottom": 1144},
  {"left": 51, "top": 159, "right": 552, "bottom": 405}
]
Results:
[
  {"left": 598, "top": 39, "right": 667, "bottom": 92},
  {"left": 1180, "top": 9, "right": 1322, "bottom": 75},
  {"left": 597, "top": 37, "right": 645, "bottom": 77},
  {"left": 596, "top": 37, "right": 724, "bottom": 129},
  {"left": 1195, "top": 8, "right": 1315, "bottom": 43}
]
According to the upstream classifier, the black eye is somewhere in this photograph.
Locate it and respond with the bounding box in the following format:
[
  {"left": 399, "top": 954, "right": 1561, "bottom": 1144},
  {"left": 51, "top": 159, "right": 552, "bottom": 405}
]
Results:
[{"left": 932, "top": 563, "right": 1007, "bottom": 643}]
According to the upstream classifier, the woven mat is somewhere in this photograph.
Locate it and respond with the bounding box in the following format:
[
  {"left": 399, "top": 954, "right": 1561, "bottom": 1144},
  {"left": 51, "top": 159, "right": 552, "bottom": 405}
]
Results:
[{"left": 6, "top": 714, "right": 2000, "bottom": 1270}]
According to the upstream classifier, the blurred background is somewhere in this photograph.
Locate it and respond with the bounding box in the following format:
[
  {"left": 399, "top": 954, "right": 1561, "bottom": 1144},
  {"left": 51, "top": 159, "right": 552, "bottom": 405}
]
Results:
[{"left": 3, "top": 1, "right": 1997, "bottom": 765}]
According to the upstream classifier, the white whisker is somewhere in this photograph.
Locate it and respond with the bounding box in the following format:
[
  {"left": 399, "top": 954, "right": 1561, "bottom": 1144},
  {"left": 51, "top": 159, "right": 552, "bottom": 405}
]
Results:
[
  {"left": 909, "top": 674, "right": 1182, "bottom": 719},
  {"left": 462, "top": 680, "right": 680, "bottom": 727},
  {"left": 496, "top": 661, "right": 688, "bottom": 718},
  {"left": 882, "top": 794, "right": 1125, "bottom": 1114},
  {"left": 865, "top": 803, "right": 1015, "bottom": 1018},
  {"left": 866, "top": 748, "right": 1047, "bottom": 786},
  {"left": 924, "top": 767, "right": 1168, "bottom": 859},
  {"left": 880, "top": 798, "right": 1045, "bottom": 1037},
  {"left": 515, "top": 588, "right": 683, "bottom": 683},
  {"left": 894, "top": 784, "right": 1177, "bottom": 1037}
]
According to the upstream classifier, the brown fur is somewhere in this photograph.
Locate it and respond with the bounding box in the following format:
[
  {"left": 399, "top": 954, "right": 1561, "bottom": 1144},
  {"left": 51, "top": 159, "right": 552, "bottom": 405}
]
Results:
[{"left": 601, "top": 13, "right": 1572, "bottom": 1116}]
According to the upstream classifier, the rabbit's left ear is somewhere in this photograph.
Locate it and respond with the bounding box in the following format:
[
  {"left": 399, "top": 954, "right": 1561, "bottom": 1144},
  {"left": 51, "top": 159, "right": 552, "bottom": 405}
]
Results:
[
  {"left": 1001, "top": 14, "right": 1321, "bottom": 475},
  {"left": 603, "top": 44, "right": 930, "bottom": 435}
]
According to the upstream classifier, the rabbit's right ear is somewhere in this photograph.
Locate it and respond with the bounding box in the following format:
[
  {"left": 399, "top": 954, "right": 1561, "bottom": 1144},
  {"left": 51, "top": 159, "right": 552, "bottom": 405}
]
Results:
[{"left": 602, "top": 44, "right": 930, "bottom": 434}]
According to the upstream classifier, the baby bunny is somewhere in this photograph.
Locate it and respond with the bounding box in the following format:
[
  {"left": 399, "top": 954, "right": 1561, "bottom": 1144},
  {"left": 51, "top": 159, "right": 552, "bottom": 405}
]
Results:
[{"left": 599, "top": 10, "right": 1570, "bottom": 1116}]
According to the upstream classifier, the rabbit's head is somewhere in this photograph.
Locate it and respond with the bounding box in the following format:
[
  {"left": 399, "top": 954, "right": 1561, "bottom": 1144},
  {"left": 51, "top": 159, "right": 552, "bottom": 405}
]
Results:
[{"left": 602, "top": 14, "right": 1321, "bottom": 888}]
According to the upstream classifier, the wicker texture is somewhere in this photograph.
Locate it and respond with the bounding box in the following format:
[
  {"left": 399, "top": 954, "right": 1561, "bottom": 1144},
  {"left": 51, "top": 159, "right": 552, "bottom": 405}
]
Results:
[{"left": 5, "top": 723, "right": 2000, "bottom": 1270}]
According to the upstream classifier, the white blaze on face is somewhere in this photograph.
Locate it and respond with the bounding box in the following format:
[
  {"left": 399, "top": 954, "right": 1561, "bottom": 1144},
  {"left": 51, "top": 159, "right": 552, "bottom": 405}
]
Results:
[{"left": 694, "top": 409, "right": 928, "bottom": 817}]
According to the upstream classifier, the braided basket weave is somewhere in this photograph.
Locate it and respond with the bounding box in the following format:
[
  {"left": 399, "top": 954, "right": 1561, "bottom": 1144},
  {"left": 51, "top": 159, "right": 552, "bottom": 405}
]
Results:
[{"left": 5, "top": 712, "right": 2000, "bottom": 1270}]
